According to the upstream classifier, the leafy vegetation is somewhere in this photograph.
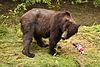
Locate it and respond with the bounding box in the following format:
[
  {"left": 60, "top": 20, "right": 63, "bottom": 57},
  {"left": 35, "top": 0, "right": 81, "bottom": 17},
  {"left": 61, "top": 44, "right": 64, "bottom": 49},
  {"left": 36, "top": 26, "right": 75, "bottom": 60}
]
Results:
[{"left": 7, "top": 0, "right": 99, "bottom": 15}]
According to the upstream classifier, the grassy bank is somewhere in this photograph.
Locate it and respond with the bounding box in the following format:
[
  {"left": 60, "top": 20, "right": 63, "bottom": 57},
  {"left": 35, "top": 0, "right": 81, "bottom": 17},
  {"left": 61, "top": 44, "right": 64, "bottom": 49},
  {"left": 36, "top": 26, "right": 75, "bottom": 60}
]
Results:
[{"left": 0, "top": 24, "right": 100, "bottom": 67}]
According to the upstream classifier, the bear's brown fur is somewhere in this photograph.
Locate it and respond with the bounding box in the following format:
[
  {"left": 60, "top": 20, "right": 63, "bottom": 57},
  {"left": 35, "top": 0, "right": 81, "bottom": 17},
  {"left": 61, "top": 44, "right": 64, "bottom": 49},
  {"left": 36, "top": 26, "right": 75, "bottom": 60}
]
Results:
[{"left": 20, "top": 8, "right": 80, "bottom": 58}]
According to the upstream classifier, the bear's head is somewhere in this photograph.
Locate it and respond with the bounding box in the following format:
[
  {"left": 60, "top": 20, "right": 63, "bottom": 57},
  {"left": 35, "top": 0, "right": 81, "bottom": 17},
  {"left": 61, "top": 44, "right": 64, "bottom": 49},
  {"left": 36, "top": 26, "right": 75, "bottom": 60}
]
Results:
[
  {"left": 61, "top": 11, "right": 80, "bottom": 40},
  {"left": 61, "top": 22, "right": 80, "bottom": 40}
]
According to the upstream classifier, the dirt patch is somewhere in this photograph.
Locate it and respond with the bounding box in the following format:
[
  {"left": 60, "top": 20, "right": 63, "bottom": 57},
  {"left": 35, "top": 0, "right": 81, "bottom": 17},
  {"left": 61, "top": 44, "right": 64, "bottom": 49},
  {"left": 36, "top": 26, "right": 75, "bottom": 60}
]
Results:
[
  {"left": 61, "top": 2, "right": 100, "bottom": 25},
  {"left": 0, "top": 1, "right": 17, "bottom": 14}
]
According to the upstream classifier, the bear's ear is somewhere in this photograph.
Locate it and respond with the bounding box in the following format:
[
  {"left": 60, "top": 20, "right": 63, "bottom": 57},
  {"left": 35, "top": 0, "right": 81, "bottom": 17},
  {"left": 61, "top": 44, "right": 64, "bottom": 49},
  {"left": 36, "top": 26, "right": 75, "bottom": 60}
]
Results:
[{"left": 57, "top": 11, "right": 71, "bottom": 17}]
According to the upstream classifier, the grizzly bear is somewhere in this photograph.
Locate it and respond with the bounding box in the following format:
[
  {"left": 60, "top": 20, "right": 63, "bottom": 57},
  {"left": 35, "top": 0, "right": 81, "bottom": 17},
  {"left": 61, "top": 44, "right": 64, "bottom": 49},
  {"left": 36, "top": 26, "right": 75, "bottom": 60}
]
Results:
[{"left": 20, "top": 8, "right": 80, "bottom": 58}]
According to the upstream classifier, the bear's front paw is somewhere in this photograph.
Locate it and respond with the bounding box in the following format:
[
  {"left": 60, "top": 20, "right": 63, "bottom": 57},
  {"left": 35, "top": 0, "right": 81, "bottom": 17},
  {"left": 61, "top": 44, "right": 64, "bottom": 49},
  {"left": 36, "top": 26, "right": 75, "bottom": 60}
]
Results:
[{"left": 49, "top": 50, "right": 56, "bottom": 56}]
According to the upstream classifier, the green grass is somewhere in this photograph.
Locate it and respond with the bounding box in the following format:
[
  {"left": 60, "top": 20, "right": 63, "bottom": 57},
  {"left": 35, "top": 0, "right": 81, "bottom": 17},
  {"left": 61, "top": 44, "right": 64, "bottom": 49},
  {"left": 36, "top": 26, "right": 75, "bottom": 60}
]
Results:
[{"left": 0, "top": 24, "right": 100, "bottom": 67}]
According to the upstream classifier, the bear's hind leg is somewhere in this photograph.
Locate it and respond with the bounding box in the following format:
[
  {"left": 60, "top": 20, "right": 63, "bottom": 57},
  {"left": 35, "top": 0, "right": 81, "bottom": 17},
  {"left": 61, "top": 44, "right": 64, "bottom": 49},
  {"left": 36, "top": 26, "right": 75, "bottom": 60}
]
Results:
[
  {"left": 21, "top": 21, "right": 35, "bottom": 58},
  {"left": 22, "top": 32, "right": 35, "bottom": 58}
]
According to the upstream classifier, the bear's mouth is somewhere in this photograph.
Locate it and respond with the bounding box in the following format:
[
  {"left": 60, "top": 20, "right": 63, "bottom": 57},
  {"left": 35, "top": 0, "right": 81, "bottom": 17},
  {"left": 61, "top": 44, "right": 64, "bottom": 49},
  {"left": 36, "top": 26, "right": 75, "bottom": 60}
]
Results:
[
  {"left": 61, "top": 37, "right": 66, "bottom": 40},
  {"left": 61, "top": 31, "right": 67, "bottom": 40}
]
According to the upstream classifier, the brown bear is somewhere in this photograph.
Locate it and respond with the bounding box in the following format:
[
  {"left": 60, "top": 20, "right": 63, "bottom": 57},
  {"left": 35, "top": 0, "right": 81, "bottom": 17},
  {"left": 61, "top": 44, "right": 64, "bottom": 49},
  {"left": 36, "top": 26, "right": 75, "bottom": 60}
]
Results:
[{"left": 20, "top": 8, "right": 80, "bottom": 58}]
